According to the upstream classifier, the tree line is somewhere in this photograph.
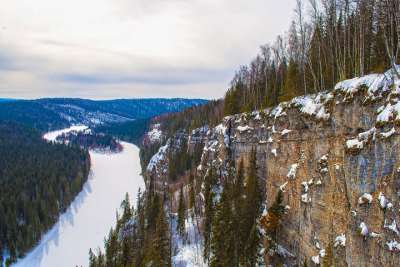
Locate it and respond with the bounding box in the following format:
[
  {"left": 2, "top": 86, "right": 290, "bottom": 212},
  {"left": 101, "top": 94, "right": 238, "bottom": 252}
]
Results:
[{"left": 224, "top": 0, "right": 399, "bottom": 115}]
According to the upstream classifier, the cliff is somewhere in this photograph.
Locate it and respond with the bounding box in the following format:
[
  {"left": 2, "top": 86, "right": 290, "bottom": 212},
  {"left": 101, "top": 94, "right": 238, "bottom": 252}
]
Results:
[{"left": 144, "top": 67, "right": 400, "bottom": 266}]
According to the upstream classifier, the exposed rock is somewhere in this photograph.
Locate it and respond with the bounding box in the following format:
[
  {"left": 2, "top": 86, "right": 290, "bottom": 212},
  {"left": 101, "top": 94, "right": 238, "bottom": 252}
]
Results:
[{"left": 145, "top": 68, "right": 400, "bottom": 266}]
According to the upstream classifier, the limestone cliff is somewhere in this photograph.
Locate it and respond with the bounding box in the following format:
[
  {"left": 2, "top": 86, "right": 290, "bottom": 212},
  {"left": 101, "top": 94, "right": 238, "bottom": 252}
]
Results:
[{"left": 144, "top": 68, "right": 400, "bottom": 266}]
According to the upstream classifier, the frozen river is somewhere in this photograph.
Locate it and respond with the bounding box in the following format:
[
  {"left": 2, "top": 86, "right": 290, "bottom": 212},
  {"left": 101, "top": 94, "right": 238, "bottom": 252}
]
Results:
[{"left": 12, "top": 128, "right": 144, "bottom": 267}]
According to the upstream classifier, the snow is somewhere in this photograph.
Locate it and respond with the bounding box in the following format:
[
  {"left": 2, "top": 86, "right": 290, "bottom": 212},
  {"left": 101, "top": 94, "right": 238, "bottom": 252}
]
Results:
[
  {"left": 320, "top": 155, "right": 328, "bottom": 161},
  {"left": 267, "top": 137, "right": 273, "bottom": 143},
  {"left": 359, "top": 222, "right": 369, "bottom": 236},
  {"left": 334, "top": 234, "right": 346, "bottom": 247},
  {"left": 358, "top": 127, "right": 376, "bottom": 141},
  {"left": 301, "top": 182, "right": 309, "bottom": 193},
  {"left": 292, "top": 94, "right": 330, "bottom": 120},
  {"left": 271, "top": 148, "right": 277, "bottom": 157},
  {"left": 346, "top": 138, "right": 364, "bottom": 150},
  {"left": 334, "top": 73, "right": 392, "bottom": 96},
  {"left": 386, "top": 240, "right": 400, "bottom": 252},
  {"left": 147, "top": 124, "right": 162, "bottom": 143},
  {"left": 384, "top": 220, "right": 399, "bottom": 235},
  {"left": 172, "top": 215, "right": 205, "bottom": 267},
  {"left": 287, "top": 163, "right": 299, "bottom": 179},
  {"left": 380, "top": 127, "right": 396, "bottom": 138},
  {"left": 378, "top": 192, "right": 389, "bottom": 209},
  {"left": 358, "top": 193, "right": 373, "bottom": 205},
  {"left": 237, "top": 125, "right": 254, "bottom": 133},
  {"left": 147, "top": 142, "right": 169, "bottom": 172},
  {"left": 311, "top": 255, "right": 320, "bottom": 265},
  {"left": 370, "top": 232, "right": 381, "bottom": 238},
  {"left": 271, "top": 105, "right": 285, "bottom": 119},
  {"left": 376, "top": 102, "right": 400, "bottom": 123},
  {"left": 281, "top": 129, "right": 292, "bottom": 136},
  {"left": 279, "top": 182, "right": 288, "bottom": 192},
  {"left": 42, "top": 125, "right": 89, "bottom": 142},
  {"left": 215, "top": 123, "right": 229, "bottom": 146},
  {"left": 346, "top": 128, "right": 376, "bottom": 150},
  {"left": 12, "top": 140, "right": 144, "bottom": 267},
  {"left": 311, "top": 249, "right": 325, "bottom": 265}
]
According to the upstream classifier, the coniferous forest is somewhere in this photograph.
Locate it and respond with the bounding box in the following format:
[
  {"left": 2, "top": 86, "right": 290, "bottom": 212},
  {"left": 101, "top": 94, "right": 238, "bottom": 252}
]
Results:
[
  {"left": 87, "top": 0, "right": 399, "bottom": 266},
  {"left": 0, "top": 122, "right": 90, "bottom": 265}
]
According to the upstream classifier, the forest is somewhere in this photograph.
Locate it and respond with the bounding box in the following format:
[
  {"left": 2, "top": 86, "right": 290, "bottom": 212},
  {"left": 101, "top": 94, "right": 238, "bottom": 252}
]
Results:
[
  {"left": 0, "top": 122, "right": 90, "bottom": 266},
  {"left": 87, "top": 0, "right": 399, "bottom": 266},
  {"left": 94, "top": 119, "right": 150, "bottom": 145},
  {"left": 224, "top": 0, "right": 399, "bottom": 115},
  {"left": 57, "top": 131, "right": 122, "bottom": 152}
]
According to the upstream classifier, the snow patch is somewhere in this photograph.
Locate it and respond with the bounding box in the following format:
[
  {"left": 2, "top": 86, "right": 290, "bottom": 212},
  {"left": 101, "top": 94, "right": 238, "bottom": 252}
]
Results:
[
  {"left": 287, "top": 163, "right": 299, "bottom": 179},
  {"left": 386, "top": 240, "right": 400, "bottom": 252},
  {"left": 359, "top": 222, "right": 369, "bottom": 236},
  {"left": 43, "top": 125, "right": 89, "bottom": 142},
  {"left": 237, "top": 125, "right": 253, "bottom": 133},
  {"left": 358, "top": 193, "right": 373, "bottom": 205},
  {"left": 334, "top": 234, "right": 346, "bottom": 247}
]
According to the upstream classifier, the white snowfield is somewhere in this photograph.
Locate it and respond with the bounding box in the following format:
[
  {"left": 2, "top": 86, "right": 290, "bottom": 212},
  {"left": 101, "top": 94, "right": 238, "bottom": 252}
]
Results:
[
  {"left": 12, "top": 128, "right": 144, "bottom": 267},
  {"left": 42, "top": 125, "right": 89, "bottom": 142}
]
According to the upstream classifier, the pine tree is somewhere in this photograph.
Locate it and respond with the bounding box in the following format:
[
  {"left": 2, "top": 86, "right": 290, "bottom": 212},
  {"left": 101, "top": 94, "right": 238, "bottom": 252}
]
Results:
[
  {"left": 188, "top": 173, "right": 196, "bottom": 213},
  {"left": 203, "top": 167, "right": 216, "bottom": 261},
  {"left": 210, "top": 179, "right": 235, "bottom": 267},
  {"left": 233, "top": 159, "right": 246, "bottom": 265},
  {"left": 242, "top": 148, "right": 263, "bottom": 264},
  {"left": 88, "top": 248, "right": 96, "bottom": 267},
  {"left": 263, "top": 190, "right": 285, "bottom": 242},
  {"left": 120, "top": 193, "right": 132, "bottom": 224},
  {"left": 153, "top": 203, "right": 171, "bottom": 267},
  {"left": 244, "top": 223, "right": 261, "bottom": 267},
  {"left": 177, "top": 186, "right": 186, "bottom": 238}
]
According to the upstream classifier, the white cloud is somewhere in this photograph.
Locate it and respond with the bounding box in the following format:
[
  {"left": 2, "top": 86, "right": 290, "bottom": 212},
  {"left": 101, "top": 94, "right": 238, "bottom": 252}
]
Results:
[{"left": 0, "top": 0, "right": 296, "bottom": 99}]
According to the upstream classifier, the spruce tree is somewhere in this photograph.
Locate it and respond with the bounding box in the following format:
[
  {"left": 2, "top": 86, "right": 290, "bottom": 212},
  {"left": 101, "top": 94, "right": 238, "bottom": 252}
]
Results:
[
  {"left": 203, "top": 166, "right": 218, "bottom": 262},
  {"left": 242, "top": 148, "right": 263, "bottom": 264},
  {"left": 244, "top": 223, "right": 261, "bottom": 267},
  {"left": 153, "top": 203, "right": 171, "bottom": 267},
  {"left": 177, "top": 186, "right": 186, "bottom": 238},
  {"left": 264, "top": 190, "right": 285, "bottom": 241},
  {"left": 233, "top": 159, "right": 246, "bottom": 264},
  {"left": 210, "top": 179, "right": 235, "bottom": 267},
  {"left": 121, "top": 193, "right": 132, "bottom": 224},
  {"left": 88, "top": 248, "right": 96, "bottom": 267},
  {"left": 188, "top": 173, "right": 196, "bottom": 213}
]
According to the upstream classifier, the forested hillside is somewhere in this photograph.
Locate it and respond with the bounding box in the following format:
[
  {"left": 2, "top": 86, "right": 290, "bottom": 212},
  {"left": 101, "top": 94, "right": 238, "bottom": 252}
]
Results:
[
  {"left": 224, "top": 0, "right": 399, "bottom": 114},
  {"left": 0, "top": 122, "right": 90, "bottom": 266},
  {"left": 0, "top": 98, "right": 207, "bottom": 132},
  {"left": 88, "top": 0, "right": 399, "bottom": 266}
]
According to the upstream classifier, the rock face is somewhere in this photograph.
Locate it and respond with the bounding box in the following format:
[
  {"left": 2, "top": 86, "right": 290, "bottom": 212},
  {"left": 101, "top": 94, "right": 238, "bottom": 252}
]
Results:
[{"left": 145, "top": 68, "right": 400, "bottom": 266}]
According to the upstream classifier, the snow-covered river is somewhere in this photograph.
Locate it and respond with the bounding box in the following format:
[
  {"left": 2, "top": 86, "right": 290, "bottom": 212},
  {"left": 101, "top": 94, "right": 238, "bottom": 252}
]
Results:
[{"left": 12, "top": 128, "right": 144, "bottom": 267}]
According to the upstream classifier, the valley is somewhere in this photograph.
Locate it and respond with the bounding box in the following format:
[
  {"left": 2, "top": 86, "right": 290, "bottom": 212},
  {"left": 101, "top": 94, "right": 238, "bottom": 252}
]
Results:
[{"left": 11, "top": 128, "right": 144, "bottom": 267}]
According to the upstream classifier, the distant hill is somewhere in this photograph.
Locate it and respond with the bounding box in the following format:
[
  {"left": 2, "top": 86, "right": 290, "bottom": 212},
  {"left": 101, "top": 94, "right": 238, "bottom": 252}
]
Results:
[
  {"left": 0, "top": 98, "right": 17, "bottom": 102},
  {"left": 0, "top": 98, "right": 207, "bottom": 132}
]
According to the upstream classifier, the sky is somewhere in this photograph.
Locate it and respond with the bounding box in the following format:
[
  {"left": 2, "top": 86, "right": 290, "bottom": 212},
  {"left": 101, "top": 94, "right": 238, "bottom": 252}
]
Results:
[{"left": 0, "top": 0, "right": 296, "bottom": 100}]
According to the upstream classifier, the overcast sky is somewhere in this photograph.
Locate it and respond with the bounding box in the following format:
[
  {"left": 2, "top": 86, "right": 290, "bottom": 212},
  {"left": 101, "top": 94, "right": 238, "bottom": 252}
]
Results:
[{"left": 0, "top": 0, "right": 296, "bottom": 100}]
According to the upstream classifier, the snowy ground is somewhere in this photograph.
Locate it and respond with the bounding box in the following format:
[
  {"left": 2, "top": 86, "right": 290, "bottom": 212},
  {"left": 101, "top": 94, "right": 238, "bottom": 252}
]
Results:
[
  {"left": 11, "top": 128, "right": 144, "bottom": 267},
  {"left": 42, "top": 125, "right": 89, "bottom": 142},
  {"left": 171, "top": 214, "right": 206, "bottom": 267}
]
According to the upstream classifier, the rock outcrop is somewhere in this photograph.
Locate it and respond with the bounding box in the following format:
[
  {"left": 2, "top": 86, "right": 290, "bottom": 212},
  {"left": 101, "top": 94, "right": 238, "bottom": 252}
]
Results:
[{"left": 145, "top": 68, "right": 400, "bottom": 266}]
